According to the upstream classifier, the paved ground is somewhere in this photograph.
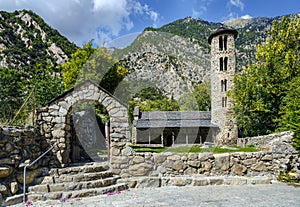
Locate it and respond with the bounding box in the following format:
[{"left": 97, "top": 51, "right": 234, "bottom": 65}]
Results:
[{"left": 10, "top": 183, "right": 300, "bottom": 207}]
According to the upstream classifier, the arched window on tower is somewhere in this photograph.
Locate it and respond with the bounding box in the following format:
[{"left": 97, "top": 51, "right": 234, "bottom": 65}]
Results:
[
  {"left": 221, "top": 80, "right": 224, "bottom": 91},
  {"left": 219, "top": 57, "right": 223, "bottom": 71},
  {"left": 224, "top": 35, "right": 228, "bottom": 51},
  {"left": 219, "top": 36, "right": 223, "bottom": 51},
  {"left": 221, "top": 79, "right": 227, "bottom": 92},
  {"left": 224, "top": 57, "right": 228, "bottom": 71}
]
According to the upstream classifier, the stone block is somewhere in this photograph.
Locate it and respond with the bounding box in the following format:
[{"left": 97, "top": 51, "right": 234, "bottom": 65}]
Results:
[
  {"left": 167, "top": 154, "right": 181, "bottom": 161},
  {"left": 261, "top": 154, "right": 273, "bottom": 161},
  {"left": 0, "top": 185, "right": 8, "bottom": 196},
  {"left": 170, "top": 177, "right": 186, "bottom": 186},
  {"left": 0, "top": 158, "right": 15, "bottom": 165},
  {"left": 214, "top": 154, "right": 230, "bottom": 171},
  {"left": 133, "top": 156, "right": 145, "bottom": 164},
  {"left": 10, "top": 182, "right": 18, "bottom": 194},
  {"left": 157, "top": 166, "right": 167, "bottom": 174},
  {"left": 129, "top": 163, "right": 153, "bottom": 176},
  {"left": 198, "top": 153, "right": 213, "bottom": 161},
  {"left": 136, "top": 177, "right": 161, "bottom": 188},
  {"left": 184, "top": 167, "right": 197, "bottom": 175},
  {"left": 252, "top": 162, "right": 268, "bottom": 172},
  {"left": 29, "top": 184, "right": 49, "bottom": 193},
  {"left": 224, "top": 177, "right": 247, "bottom": 185},
  {"left": 233, "top": 164, "right": 247, "bottom": 175},
  {"left": 193, "top": 178, "right": 209, "bottom": 186},
  {"left": 248, "top": 177, "right": 272, "bottom": 184},
  {"left": 201, "top": 161, "right": 212, "bottom": 171},
  {"left": 122, "top": 147, "right": 134, "bottom": 156},
  {"left": 111, "top": 156, "right": 130, "bottom": 164},
  {"left": 0, "top": 166, "right": 13, "bottom": 178},
  {"left": 49, "top": 183, "right": 65, "bottom": 192},
  {"left": 153, "top": 154, "right": 167, "bottom": 163},
  {"left": 16, "top": 169, "right": 42, "bottom": 184},
  {"left": 187, "top": 160, "right": 201, "bottom": 168},
  {"left": 209, "top": 177, "right": 224, "bottom": 185},
  {"left": 242, "top": 158, "right": 257, "bottom": 166}
]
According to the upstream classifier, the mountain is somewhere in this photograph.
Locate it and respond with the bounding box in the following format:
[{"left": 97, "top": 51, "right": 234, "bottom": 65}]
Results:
[
  {"left": 0, "top": 10, "right": 78, "bottom": 123},
  {"left": 114, "top": 14, "right": 299, "bottom": 100},
  {"left": 0, "top": 10, "right": 77, "bottom": 72}
]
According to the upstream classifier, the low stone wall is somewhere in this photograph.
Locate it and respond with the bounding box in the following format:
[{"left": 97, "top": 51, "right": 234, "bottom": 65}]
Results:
[
  {"left": 111, "top": 151, "right": 299, "bottom": 179},
  {"left": 0, "top": 126, "right": 54, "bottom": 203},
  {"left": 111, "top": 131, "right": 300, "bottom": 186},
  {"left": 237, "top": 131, "right": 296, "bottom": 154}
]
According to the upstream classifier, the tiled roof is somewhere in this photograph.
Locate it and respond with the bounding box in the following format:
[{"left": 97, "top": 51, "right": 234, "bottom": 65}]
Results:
[{"left": 134, "top": 111, "right": 217, "bottom": 128}]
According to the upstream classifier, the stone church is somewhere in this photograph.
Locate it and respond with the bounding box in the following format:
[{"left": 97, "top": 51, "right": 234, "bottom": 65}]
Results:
[{"left": 132, "top": 27, "right": 239, "bottom": 146}]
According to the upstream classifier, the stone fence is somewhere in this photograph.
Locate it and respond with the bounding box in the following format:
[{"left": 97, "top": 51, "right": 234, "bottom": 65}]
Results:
[
  {"left": 111, "top": 131, "right": 300, "bottom": 186},
  {"left": 237, "top": 131, "right": 296, "bottom": 153},
  {"left": 0, "top": 126, "right": 55, "bottom": 204},
  {"left": 111, "top": 151, "right": 299, "bottom": 179}
]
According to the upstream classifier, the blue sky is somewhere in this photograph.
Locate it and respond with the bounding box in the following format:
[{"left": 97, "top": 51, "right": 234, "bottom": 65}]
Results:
[{"left": 0, "top": 0, "right": 299, "bottom": 47}]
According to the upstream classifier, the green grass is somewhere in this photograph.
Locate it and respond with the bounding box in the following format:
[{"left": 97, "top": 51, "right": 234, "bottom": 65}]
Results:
[{"left": 132, "top": 145, "right": 259, "bottom": 153}]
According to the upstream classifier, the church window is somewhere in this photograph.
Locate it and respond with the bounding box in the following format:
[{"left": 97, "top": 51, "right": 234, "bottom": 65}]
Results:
[
  {"left": 224, "top": 36, "right": 228, "bottom": 50},
  {"left": 224, "top": 57, "right": 228, "bottom": 71},
  {"left": 219, "top": 57, "right": 223, "bottom": 71},
  {"left": 219, "top": 36, "right": 223, "bottom": 51}
]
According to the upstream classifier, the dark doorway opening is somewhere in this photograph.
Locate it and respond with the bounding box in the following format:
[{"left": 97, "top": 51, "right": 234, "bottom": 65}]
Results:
[{"left": 69, "top": 103, "right": 109, "bottom": 163}]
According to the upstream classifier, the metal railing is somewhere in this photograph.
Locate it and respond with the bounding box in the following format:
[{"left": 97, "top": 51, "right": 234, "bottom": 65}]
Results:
[{"left": 23, "top": 142, "right": 57, "bottom": 203}]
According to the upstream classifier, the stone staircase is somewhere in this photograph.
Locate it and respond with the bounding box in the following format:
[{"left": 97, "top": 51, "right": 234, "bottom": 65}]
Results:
[{"left": 5, "top": 162, "right": 128, "bottom": 206}]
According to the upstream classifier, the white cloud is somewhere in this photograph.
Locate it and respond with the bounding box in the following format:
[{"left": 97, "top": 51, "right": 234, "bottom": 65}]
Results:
[
  {"left": 192, "top": 0, "right": 212, "bottom": 18},
  {"left": 228, "top": 0, "right": 244, "bottom": 11},
  {"left": 241, "top": 14, "right": 253, "bottom": 19},
  {"left": 0, "top": 0, "right": 160, "bottom": 46}
]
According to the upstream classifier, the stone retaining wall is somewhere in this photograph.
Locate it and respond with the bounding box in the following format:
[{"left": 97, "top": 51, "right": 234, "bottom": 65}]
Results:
[
  {"left": 237, "top": 131, "right": 297, "bottom": 154},
  {"left": 111, "top": 151, "right": 299, "bottom": 179},
  {"left": 0, "top": 126, "right": 54, "bottom": 203},
  {"left": 111, "top": 131, "right": 300, "bottom": 186}
]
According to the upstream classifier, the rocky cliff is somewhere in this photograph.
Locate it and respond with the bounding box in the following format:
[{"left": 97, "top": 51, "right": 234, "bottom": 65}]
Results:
[
  {"left": 0, "top": 10, "right": 77, "bottom": 72},
  {"left": 114, "top": 14, "right": 299, "bottom": 100}
]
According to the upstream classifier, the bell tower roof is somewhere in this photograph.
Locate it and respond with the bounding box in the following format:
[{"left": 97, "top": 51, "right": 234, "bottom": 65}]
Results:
[{"left": 208, "top": 27, "right": 238, "bottom": 44}]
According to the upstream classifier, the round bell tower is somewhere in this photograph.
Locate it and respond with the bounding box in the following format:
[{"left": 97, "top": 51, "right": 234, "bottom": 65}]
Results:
[{"left": 208, "top": 27, "right": 238, "bottom": 145}]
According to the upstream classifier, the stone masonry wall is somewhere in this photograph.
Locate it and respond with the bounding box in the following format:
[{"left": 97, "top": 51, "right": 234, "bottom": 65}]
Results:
[
  {"left": 237, "top": 131, "right": 296, "bottom": 154},
  {"left": 0, "top": 126, "right": 54, "bottom": 204},
  {"left": 36, "top": 80, "right": 130, "bottom": 166},
  {"left": 112, "top": 151, "right": 299, "bottom": 179},
  {"left": 111, "top": 131, "right": 300, "bottom": 187}
]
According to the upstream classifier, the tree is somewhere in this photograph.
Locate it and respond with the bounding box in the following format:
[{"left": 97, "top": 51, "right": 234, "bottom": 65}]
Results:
[
  {"left": 29, "top": 61, "right": 64, "bottom": 107},
  {"left": 61, "top": 41, "right": 128, "bottom": 93},
  {"left": 231, "top": 16, "right": 300, "bottom": 137},
  {"left": 61, "top": 41, "right": 96, "bottom": 89},
  {"left": 277, "top": 76, "right": 300, "bottom": 151},
  {"left": 178, "top": 81, "right": 211, "bottom": 111},
  {"left": 0, "top": 67, "right": 24, "bottom": 123},
  {"left": 128, "top": 88, "right": 179, "bottom": 121}
]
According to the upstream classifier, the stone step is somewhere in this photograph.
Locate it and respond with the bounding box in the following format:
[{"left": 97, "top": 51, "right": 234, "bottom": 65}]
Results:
[
  {"left": 118, "top": 176, "right": 274, "bottom": 188},
  {"left": 27, "top": 183, "right": 128, "bottom": 202},
  {"left": 29, "top": 176, "right": 120, "bottom": 193},
  {"left": 49, "top": 162, "right": 109, "bottom": 176},
  {"left": 39, "top": 171, "right": 114, "bottom": 184}
]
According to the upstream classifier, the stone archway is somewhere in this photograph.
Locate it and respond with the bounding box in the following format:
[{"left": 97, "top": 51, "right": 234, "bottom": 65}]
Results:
[{"left": 37, "top": 80, "right": 130, "bottom": 165}]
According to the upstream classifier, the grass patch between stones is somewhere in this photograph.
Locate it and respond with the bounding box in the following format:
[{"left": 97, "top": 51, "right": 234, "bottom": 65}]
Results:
[{"left": 132, "top": 145, "right": 259, "bottom": 153}]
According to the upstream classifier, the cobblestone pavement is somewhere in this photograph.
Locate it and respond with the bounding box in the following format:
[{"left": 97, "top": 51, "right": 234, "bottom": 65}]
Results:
[{"left": 11, "top": 183, "right": 300, "bottom": 207}]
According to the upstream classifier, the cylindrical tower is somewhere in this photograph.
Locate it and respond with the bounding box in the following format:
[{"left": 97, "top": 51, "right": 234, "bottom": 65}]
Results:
[{"left": 208, "top": 27, "right": 238, "bottom": 145}]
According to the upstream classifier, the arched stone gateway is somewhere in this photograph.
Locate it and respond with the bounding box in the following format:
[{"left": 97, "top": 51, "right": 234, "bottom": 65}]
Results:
[{"left": 36, "top": 80, "right": 130, "bottom": 165}]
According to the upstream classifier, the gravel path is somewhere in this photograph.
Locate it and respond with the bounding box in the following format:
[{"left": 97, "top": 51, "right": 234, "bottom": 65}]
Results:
[{"left": 11, "top": 183, "right": 300, "bottom": 207}]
